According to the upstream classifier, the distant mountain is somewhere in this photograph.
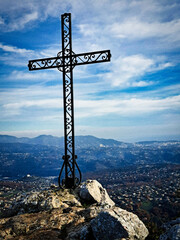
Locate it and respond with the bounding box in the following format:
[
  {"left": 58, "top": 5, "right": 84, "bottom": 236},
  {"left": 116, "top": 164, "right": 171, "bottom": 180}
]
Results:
[
  {"left": 0, "top": 135, "right": 21, "bottom": 143},
  {"left": 29, "top": 135, "right": 64, "bottom": 147},
  {"left": 0, "top": 135, "right": 63, "bottom": 147},
  {"left": 0, "top": 134, "right": 130, "bottom": 148},
  {"left": 75, "top": 135, "right": 129, "bottom": 148},
  {"left": 0, "top": 134, "right": 179, "bottom": 179}
]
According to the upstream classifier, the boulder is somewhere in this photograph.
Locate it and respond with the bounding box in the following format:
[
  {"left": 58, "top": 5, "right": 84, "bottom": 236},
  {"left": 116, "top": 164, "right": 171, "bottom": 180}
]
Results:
[
  {"left": 78, "top": 180, "right": 115, "bottom": 207},
  {"left": 90, "top": 207, "right": 149, "bottom": 240}
]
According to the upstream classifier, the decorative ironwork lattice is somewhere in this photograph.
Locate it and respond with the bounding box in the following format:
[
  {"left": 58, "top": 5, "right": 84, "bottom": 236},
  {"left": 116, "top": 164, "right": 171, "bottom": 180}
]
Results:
[{"left": 28, "top": 13, "right": 111, "bottom": 189}]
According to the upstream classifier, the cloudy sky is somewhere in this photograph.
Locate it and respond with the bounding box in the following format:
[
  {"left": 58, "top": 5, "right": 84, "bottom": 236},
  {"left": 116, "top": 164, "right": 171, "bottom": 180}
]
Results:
[{"left": 0, "top": 0, "right": 180, "bottom": 142}]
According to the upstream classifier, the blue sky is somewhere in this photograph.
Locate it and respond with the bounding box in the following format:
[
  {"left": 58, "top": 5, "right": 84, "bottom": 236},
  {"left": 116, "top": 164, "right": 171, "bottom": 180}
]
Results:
[{"left": 0, "top": 0, "right": 180, "bottom": 142}]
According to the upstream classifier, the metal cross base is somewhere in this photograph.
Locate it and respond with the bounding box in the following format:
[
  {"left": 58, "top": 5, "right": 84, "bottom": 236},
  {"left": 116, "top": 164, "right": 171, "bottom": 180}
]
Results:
[{"left": 28, "top": 13, "right": 111, "bottom": 189}]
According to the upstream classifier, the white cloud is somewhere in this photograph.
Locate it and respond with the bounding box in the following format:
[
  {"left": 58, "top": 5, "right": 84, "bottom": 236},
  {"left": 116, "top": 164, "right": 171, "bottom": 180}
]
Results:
[
  {"left": 0, "top": 43, "right": 33, "bottom": 54},
  {"left": 0, "top": 85, "right": 63, "bottom": 121},
  {"left": 148, "top": 84, "right": 180, "bottom": 98},
  {"left": 106, "top": 54, "right": 174, "bottom": 87},
  {"left": 3, "top": 98, "right": 61, "bottom": 110},
  {"left": 78, "top": 24, "right": 99, "bottom": 37},
  {"left": 111, "top": 18, "right": 180, "bottom": 41},
  {"left": 2, "top": 90, "right": 180, "bottom": 118},
  {"left": 8, "top": 70, "right": 58, "bottom": 81},
  {"left": 0, "top": 85, "right": 62, "bottom": 103},
  {"left": 132, "top": 81, "right": 153, "bottom": 87},
  {"left": 0, "top": 43, "right": 62, "bottom": 68},
  {"left": 9, "top": 11, "right": 38, "bottom": 31},
  {"left": 0, "top": 0, "right": 69, "bottom": 31},
  {"left": 74, "top": 2, "right": 180, "bottom": 55},
  {"left": 75, "top": 95, "right": 180, "bottom": 117},
  {"left": 0, "top": 0, "right": 179, "bottom": 41},
  {"left": 39, "top": 45, "right": 60, "bottom": 58},
  {"left": 107, "top": 55, "right": 153, "bottom": 87}
]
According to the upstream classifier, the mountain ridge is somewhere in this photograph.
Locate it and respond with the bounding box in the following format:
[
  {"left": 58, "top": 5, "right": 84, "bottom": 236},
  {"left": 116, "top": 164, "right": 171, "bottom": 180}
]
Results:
[
  {"left": 0, "top": 134, "right": 129, "bottom": 148},
  {"left": 0, "top": 134, "right": 179, "bottom": 148},
  {"left": 0, "top": 134, "right": 179, "bottom": 179}
]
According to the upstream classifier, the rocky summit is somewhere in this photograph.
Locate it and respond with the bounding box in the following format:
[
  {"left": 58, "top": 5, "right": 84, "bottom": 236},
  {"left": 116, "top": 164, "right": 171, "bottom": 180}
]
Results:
[{"left": 0, "top": 180, "right": 149, "bottom": 240}]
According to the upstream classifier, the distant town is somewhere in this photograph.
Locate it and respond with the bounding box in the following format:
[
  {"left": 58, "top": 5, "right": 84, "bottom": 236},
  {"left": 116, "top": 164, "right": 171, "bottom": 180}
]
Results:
[{"left": 86, "top": 164, "right": 180, "bottom": 226}]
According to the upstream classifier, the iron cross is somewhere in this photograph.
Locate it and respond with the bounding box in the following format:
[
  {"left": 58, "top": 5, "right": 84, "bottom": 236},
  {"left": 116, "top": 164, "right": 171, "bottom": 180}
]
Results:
[{"left": 28, "top": 13, "right": 111, "bottom": 189}]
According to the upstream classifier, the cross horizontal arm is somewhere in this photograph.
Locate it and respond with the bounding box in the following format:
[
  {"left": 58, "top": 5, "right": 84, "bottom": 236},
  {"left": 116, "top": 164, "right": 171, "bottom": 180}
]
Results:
[
  {"left": 28, "top": 50, "right": 111, "bottom": 71},
  {"left": 73, "top": 50, "right": 111, "bottom": 66},
  {"left": 28, "top": 56, "right": 63, "bottom": 71}
]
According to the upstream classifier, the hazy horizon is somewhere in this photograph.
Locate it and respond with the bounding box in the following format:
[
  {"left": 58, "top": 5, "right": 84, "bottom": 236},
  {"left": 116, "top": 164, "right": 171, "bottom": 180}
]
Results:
[{"left": 0, "top": 132, "right": 180, "bottom": 143}]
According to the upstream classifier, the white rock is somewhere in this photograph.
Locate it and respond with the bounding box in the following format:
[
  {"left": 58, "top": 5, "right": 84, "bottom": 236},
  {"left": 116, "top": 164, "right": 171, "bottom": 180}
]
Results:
[
  {"left": 90, "top": 207, "right": 149, "bottom": 240},
  {"left": 78, "top": 180, "right": 115, "bottom": 207}
]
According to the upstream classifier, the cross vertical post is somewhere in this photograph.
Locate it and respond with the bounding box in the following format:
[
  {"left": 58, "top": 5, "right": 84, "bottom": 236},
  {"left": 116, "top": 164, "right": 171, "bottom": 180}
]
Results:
[
  {"left": 28, "top": 13, "right": 111, "bottom": 189},
  {"left": 61, "top": 13, "right": 78, "bottom": 188}
]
